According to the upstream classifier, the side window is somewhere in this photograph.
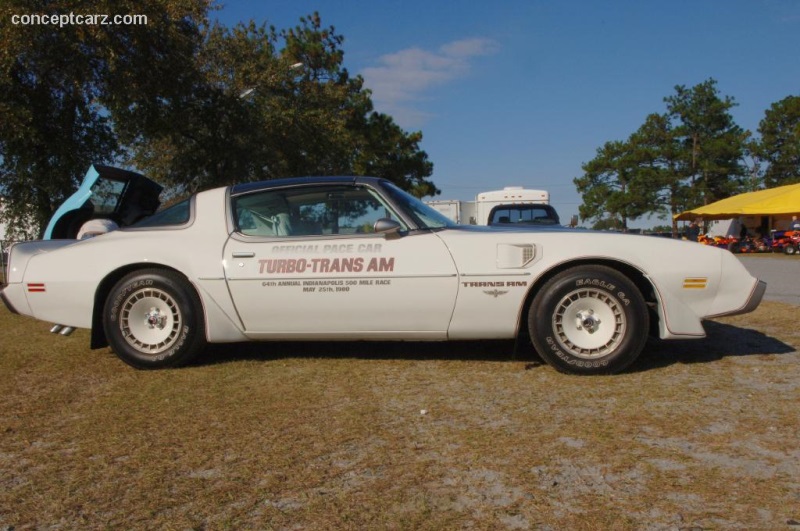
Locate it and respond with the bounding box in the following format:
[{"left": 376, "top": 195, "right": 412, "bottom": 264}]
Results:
[
  {"left": 234, "top": 185, "right": 405, "bottom": 237},
  {"left": 132, "top": 199, "right": 191, "bottom": 228}
]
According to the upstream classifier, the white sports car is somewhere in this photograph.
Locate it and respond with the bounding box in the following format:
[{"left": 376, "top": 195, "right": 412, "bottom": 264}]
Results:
[{"left": 1, "top": 166, "right": 766, "bottom": 374}]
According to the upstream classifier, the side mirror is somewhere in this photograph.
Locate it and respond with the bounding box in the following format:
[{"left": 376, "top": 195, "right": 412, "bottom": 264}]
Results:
[{"left": 374, "top": 218, "right": 403, "bottom": 239}]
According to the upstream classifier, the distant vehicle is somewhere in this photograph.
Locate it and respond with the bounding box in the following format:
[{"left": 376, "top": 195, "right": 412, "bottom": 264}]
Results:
[
  {"left": 1, "top": 169, "right": 766, "bottom": 375},
  {"left": 771, "top": 230, "right": 800, "bottom": 255},
  {"left": 426, "top": 186, "right": 560, "bottom": 226}
]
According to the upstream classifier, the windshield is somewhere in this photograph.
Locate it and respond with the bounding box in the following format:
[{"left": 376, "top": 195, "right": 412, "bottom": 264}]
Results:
[{"left": 382, "top": 182, "right": 455, "bottom": 229}]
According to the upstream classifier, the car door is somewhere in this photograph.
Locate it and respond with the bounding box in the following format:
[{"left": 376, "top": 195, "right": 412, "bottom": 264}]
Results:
[{"left": 223, "top": 183, "right": 459, "bottom": 339}]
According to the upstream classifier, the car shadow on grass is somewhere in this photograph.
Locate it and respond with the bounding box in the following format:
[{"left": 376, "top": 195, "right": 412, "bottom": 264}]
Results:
[
  {"left": 196, "top": 338, "right": 543, "bottom": 367},
  {"left": 633, "top": 320, "right": 797, "bottom": 372},
  {"left": 196, "top": 319, "right": 796, "bottom": 374}
]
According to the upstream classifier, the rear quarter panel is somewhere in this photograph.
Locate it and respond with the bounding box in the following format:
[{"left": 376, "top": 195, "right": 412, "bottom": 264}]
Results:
[{"left": 17, "top": 189, "right": 245, "bottom": 340}]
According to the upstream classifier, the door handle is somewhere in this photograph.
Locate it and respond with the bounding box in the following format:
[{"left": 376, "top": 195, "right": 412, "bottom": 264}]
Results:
[{"left": 232, "top": 251, "right": 255, "bottom": 258}]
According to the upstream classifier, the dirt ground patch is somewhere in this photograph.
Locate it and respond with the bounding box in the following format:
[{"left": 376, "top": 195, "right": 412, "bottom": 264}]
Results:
[{"left": 1, "top": 301, "right": 799, "bottom": 530}]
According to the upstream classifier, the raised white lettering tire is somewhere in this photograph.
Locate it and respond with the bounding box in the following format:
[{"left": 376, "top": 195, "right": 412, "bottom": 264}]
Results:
[
  {"left": 103, "top": 269, "right": 206, "bottom": 369},
  {"left": 528, "top": 265, "right": 648, "bottom": 375}
]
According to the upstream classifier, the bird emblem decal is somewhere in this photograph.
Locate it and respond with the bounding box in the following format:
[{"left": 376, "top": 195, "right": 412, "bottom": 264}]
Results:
[{"left": 483, "top": 289, "right": 509, "bottom": 298}]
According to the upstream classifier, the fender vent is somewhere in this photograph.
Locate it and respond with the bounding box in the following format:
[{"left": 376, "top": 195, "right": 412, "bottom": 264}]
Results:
[
  {"left": 522, "top": 245, "right": 534, "bottom": 263},
  {"left": 496, "top": 244, "right": 535, "bottom": 269}
]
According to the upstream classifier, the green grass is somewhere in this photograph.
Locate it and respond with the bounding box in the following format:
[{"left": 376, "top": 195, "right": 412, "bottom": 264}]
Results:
[{"left": 1, "top": 303, "right": 799, "bottom": 529}]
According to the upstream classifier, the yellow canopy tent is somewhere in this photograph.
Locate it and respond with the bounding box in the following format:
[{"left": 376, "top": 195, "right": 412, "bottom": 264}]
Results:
[{"left": 675, "top": 183, "right": 800, "bottom": 221}]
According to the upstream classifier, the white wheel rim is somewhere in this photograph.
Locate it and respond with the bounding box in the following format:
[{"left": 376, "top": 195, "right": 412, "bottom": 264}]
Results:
[
  {"left": 552, "top": 287, "right": 625, "bottom": 359},
  {"left": 120, "top": 288, "right": 182, "bottom": 355}
]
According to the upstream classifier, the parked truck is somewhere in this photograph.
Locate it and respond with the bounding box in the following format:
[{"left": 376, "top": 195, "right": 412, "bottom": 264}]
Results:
[{"left": 426, "top": 186, "right": 560, "bottom": 226}]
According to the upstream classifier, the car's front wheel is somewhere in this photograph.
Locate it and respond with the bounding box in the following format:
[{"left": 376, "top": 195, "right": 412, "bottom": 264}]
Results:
[
  {"left": 103, "top": 269, "right": 206, "bottom": 369},
  {"left": 528, "top": 265, "right": 648, "bottom": 375}
]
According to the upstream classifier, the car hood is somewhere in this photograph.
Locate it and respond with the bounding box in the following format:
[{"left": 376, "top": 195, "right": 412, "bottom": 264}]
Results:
[{"left": 447, "top": 224, "right": 571, "bottom": 233}]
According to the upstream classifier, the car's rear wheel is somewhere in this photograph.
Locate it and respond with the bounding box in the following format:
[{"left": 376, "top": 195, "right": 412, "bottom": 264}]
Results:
[
  {"left": 784, "top": 244, "right": 797, "bottom": 255},
  {"left": 528, "top": 265, "right": 648, "bottom": 375},
  {"left": 103, "top": 269, "right": 206, "bottom": 369}
]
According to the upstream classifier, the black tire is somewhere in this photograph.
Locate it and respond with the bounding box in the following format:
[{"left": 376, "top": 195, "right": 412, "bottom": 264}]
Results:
[
  {"left": 103, "top": 269, "right": 206, "bottom": 369},
  {"left": 528, "top": 265, "right": 648, "bottom": 375},
  {"left": 784, "top": 245, "right": 797, "bottom": 255}
]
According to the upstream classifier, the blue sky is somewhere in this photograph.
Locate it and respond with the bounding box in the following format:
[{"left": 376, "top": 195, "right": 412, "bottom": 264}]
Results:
[{"left": 216, "top": 0, "right": 800, "bottom": 228}]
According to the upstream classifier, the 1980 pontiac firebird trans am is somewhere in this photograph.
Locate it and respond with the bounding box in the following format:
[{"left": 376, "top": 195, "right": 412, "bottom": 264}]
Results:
[{"left": 1, "top": 166, "right": 766, "bottom": 375}]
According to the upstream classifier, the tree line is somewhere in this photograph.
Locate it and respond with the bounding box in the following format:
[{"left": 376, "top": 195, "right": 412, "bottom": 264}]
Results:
[
  {"left": 574, "top": 79, "right": 800, "bottom": 234},
  {"left": 0, "top": 2, "right": 436, "bottom": 239}
]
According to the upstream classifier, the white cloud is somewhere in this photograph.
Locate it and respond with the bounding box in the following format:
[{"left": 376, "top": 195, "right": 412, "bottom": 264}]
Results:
[{"left": 361, "top": 38, "right": 500, "bottom": 128}]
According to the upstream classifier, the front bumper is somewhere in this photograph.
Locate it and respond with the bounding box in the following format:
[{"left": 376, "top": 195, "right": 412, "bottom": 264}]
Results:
[
  {"left": 708, "top": 279, "right": 767, "bottom": 318},
  {"left": 740, "top": 279, "right": 768, "bottom": 315}
]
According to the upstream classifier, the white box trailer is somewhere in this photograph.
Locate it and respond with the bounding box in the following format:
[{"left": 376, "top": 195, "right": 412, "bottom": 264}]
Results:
[
  {"left": 426, "top": 186, "right": 557, "bottom": 226},
  {"left": 425, "top": 199, "right": 477, "bottom": 225}
]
